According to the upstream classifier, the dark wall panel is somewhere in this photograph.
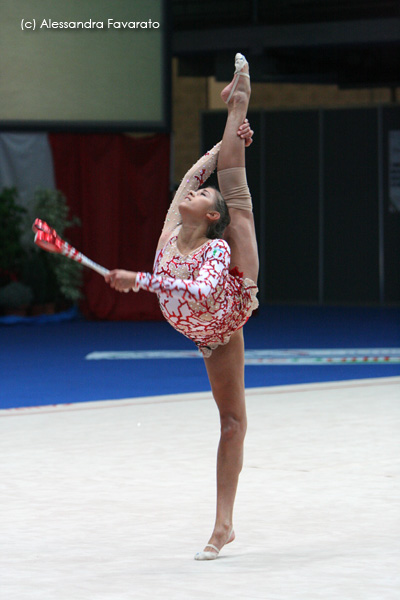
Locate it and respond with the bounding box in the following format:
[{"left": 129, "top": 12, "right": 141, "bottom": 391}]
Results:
[
  {"left": 263, "top": 110, "right": 320, "bottom": 303},
  {"left": 323, "top": 108, "right": 379, "bottom": 304},
  {"left": 382, "top": 106, "right": 400, "bottom": 303}
]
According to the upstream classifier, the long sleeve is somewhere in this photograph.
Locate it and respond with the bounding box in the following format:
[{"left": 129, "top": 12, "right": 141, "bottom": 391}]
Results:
[
  {"left": 135, "top": 240, "right": 230, "bottom": 301},
  {"left": 161, "top": 141, "right": 222, "bottom": 237}
]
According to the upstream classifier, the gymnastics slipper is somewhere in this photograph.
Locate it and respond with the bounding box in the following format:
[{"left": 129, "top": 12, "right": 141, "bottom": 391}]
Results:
[{"left": 222, "top": 53, "right": 250, "bottom": 104}]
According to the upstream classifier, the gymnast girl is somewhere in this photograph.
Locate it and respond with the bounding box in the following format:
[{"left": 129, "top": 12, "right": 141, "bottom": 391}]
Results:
[{"left": 105, "top": 53, "right": 259, "bottom": 560}]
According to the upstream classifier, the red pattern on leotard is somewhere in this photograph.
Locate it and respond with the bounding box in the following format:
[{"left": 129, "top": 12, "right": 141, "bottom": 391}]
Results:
[{"left": 136, "top": 236, "right": 258, "bottom": 356}]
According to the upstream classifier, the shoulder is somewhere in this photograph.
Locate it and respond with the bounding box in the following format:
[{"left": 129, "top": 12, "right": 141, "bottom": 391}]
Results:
[
  {"left": 207, "top": 238, "right": 230, "bottom": 252},
  {"left": 204, "top": 238, "right": 230, "bottom": 260}
]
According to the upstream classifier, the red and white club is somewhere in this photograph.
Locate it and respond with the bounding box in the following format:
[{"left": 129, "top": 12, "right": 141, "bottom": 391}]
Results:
[{"left": 32, "top": 218, "right": 109, "bottom": 277}]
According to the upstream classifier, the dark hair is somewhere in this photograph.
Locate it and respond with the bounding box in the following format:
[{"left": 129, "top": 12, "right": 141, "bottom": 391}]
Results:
[{"left": 205, "top": 187, "right": 231, "bottom": 239}]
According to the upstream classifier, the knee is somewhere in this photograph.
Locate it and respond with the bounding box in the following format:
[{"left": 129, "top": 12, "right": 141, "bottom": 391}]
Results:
[{"left": 220, "top": 414, "right": 247, "bottom": 443}]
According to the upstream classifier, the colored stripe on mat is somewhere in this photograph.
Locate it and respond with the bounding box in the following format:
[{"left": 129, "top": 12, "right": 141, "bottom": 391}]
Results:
[{"left": 86, "top": 348, "right": 400, "bottom": 365}]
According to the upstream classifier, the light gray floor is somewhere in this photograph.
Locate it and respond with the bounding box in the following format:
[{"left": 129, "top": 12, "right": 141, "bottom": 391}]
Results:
[{"left": 1, "top": 377, "right": 399, "bottom": 600}]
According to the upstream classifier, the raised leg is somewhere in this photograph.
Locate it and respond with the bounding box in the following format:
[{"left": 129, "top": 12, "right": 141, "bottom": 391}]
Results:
[{"left": 218, "top": 59, "right": 259, "bottom": 284}]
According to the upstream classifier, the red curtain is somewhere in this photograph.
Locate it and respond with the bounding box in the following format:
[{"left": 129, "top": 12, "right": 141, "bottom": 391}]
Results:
[{"left": 48, "top": 133, "right": 170, "bottom": 320}]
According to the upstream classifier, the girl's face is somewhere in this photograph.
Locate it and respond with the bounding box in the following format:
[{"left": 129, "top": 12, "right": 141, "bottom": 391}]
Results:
[{"left": 179, "top": 187, "right": 217, "bottom": 220}]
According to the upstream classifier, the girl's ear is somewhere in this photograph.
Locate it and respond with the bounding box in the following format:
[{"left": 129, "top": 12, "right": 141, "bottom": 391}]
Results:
[{"left": 206, "top": 210, "right": 220, "bottom": 222}]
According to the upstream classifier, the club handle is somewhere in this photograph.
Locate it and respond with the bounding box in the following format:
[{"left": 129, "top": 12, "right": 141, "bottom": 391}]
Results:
[
  {"left": 80, "top": 255, "right": 109, "bottom": 276},
  {"left": 80, "top": 254, "right": 128, "bottom": 292}
]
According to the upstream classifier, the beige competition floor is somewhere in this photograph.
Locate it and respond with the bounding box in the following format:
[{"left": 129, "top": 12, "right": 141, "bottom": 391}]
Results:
[{"left": 1, "top": 376, "right": 399, "bottom": 600}]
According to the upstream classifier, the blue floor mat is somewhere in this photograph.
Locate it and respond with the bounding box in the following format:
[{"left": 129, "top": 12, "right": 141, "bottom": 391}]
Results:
[{"left": 1, "top": 305, "right": 399, "bottom": 409}]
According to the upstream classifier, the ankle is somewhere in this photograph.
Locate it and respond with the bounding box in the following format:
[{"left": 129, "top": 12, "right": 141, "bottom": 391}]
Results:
[
  {"left": 229, "top": 90, "right": 249, "bottom": 111},
  {"left": 212, "top": 522, "right": 232, "bottom": 539},
  {"left": 207, "top": 524, "right": 235, "bottom": 549}
]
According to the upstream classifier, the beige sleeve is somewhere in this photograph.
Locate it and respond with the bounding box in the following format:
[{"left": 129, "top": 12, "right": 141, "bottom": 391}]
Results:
[
  {"left": 217, "top": 167, "right": 253, "bottom": 211},
  {"left": 161, "top": 141, "right": 222, "bottom": 236}
]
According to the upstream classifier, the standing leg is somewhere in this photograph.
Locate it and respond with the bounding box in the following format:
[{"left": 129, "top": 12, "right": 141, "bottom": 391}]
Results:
[{"left": 195, "top": 329, "right": 247, "bottom": 559}]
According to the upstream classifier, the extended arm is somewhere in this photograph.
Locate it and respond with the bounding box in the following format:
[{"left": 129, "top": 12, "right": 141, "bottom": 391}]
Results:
[
  {"left": 136, "top": 240, "right": 230, "bottom": 301},
  {"left": 157, "top": 141, "right": 222, "bottom": 251},
  {"left": 106, "top": 240, "right": 230, "bottom": 300}
]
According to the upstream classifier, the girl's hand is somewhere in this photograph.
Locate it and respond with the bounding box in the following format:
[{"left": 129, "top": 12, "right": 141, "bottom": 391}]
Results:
[
  {"left": 237, "top": 118, "right": 254, "bottom": 147},
  {"left": 105, "top": 269, "right": 137, "bottom": 292}
]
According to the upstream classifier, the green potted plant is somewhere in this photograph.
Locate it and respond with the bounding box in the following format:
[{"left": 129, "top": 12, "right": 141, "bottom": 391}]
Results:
[
  {"left": 0, "top": 187, "right": 28, "bottom": 286},
  {"left": 0, "top": 187, "right": 34, "bottom": 315}
]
